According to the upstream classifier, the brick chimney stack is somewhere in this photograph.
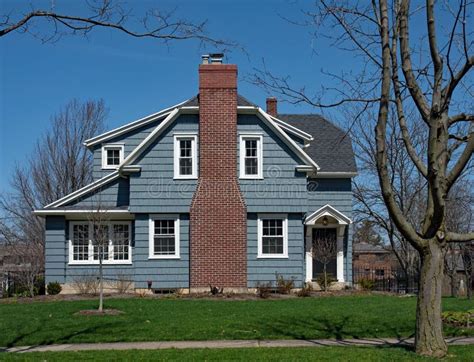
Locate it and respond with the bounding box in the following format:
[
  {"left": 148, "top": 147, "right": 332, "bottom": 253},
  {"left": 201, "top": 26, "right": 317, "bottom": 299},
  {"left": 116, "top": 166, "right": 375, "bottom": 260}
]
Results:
[
  {"left": 266, "top": 97, "right": 278, "bottom": 117},
  {"left": 189, "top": 54, "right": 247, "bottom": 291}
]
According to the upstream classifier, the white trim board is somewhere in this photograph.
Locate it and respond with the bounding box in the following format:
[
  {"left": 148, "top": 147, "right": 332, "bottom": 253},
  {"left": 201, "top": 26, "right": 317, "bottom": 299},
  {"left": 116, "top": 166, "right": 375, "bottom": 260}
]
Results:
[
  {"left": 119, "top": 108, "right": 180, "bottom": 169},
  {"left": 256, "top": 108, "right": 320, "bottom": 171},
  {"left": 269, "top": 115, "right": 313, "bottom": 141},
  {"left": 83, "top": 98, "right": 192, "bottom": 148},
  {"left": 305, "top": 204, "right": 352, "bottom": 225},
  {"left": 42, "top": 171, "right": 121, "bottom": 209}
]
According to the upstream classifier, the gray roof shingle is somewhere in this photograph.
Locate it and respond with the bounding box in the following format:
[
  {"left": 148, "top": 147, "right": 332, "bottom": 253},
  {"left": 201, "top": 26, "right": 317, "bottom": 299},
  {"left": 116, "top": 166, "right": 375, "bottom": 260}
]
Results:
[{"left": 277, "top": 114, "right": 357, "bottom": 173}]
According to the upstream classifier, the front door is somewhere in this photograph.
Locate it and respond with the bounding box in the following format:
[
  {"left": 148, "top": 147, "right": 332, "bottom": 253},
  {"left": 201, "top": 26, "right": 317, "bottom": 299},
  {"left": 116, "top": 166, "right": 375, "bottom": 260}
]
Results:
[{"left": 312, "top": 228, "right": 337, "bottom": 280}]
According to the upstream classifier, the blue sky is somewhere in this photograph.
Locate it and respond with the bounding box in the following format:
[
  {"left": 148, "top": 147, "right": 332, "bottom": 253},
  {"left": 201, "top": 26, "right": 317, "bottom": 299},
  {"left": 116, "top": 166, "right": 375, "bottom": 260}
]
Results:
[{"left": 1, "top": 0, "right": 354, "bottom": 193}]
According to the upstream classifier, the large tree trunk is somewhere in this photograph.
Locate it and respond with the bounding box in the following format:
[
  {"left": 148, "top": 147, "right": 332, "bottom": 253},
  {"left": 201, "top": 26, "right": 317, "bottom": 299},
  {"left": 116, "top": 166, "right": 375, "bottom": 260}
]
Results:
[{"left": 415, "top": 240, "right": 447, "bottom": 357}]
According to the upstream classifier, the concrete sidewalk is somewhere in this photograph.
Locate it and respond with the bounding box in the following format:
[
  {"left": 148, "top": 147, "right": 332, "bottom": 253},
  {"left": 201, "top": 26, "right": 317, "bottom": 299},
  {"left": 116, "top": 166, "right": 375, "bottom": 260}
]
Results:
[{"left": 3, "top": 337, "right": 474, "bottom": 353}]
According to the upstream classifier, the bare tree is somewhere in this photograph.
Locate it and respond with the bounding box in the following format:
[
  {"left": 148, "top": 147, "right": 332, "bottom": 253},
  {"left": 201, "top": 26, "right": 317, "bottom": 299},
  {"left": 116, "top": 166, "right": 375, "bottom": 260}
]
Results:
[
  {"left": 0, "top": 100, "right": 107, "bottom": 296},
  {"left": 312, "top": 237, "right": 337, "bottom": 291},
  {"left": 444, "top": 181, "right": 474, "bottom": 297},
  {"left": 87, "top": 200, "right": 110, "bottom": 312},
  {"left": 252, "top": 1, "right": 473, "bottom": 357},
  {"left": 353, "top": 220, "right": 383, "bottom": 246},
  {"left": 461, "top": 242, "right": 473, "bottom": 299},
  {"left": 0, "top": 0, "right": 234, "bottom": 50}
]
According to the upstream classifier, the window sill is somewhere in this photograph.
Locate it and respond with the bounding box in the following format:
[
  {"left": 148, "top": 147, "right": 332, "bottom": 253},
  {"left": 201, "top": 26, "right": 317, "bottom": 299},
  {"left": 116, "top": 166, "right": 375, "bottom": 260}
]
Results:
[
  {"left": 173, "top": 176, "right": 198, "bottom": 180},
  {"left": 68, "top": 261, "right": 133, "bottom": 266},
  {"left": 257, "top": 255, "right": 289, "bottom": 259},
  {"left": 240, "top": 176, "right": 264, "bottom": 180},
  {"left": 148, "top": 255, "right": 181, "bottom": 260},
  {"left": 101, "top": 166, "right": 119, "bottom": 170}
]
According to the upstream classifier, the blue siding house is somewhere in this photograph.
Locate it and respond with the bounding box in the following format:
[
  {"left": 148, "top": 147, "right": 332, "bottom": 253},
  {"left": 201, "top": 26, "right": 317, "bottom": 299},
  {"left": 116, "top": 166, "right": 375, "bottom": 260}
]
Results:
[{"left": 36, "top": 55, "right": 357, "bottom": 293}]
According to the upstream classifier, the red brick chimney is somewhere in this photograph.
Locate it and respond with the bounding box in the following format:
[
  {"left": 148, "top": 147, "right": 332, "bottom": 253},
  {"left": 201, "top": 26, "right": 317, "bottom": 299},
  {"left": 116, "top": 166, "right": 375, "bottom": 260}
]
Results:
[
  {"left": 266, "top": 97, "right": 278, "bottom": 117},
  {"left": 189, "top": 54, "right": 247, "bottom": 290}
]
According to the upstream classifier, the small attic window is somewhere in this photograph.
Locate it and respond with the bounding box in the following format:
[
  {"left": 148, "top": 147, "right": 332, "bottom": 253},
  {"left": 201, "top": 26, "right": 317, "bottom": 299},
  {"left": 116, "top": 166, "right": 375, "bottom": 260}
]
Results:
[{"left": 102, "top": 144, "right": 124, "bottom": 169}]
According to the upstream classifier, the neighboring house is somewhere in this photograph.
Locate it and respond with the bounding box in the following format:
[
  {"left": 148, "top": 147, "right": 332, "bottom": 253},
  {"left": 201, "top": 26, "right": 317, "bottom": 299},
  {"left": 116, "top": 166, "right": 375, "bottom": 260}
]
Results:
[
  {"left": 35, "top": 55, "right": 357, "bottom": 293},
  {"left": 352, "top": 242, "right": 399, "bottom": 281}
]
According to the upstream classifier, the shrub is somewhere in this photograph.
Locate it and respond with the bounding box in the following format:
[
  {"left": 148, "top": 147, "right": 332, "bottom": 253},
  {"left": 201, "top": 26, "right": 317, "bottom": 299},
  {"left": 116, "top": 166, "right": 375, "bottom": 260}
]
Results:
[
  {"left": 442, "top": 310, "right": 474, "bottom": 328},
  {"left": 256, "top": 282, "right": 272, "bottom": 299},
  {"left": 47, "top": 281, "right": 62, "bottom": 295},
  {"left": 275, "top": 273, "right": 295, "bottom": 294},
  {"left": 72, "top": 273, "right": 99, "bottom": 295},
  {"left": 358, "top": 278, "right": 375, "bottom": 291},
  {"left": 297, "top": 283, "right": 313, "bottom": 297},
  {"left": 315, "top": 274, "right": 336, "bottom": 291},
  {"left": 115, "top": 272, "right": 133, "bottom": 294}
]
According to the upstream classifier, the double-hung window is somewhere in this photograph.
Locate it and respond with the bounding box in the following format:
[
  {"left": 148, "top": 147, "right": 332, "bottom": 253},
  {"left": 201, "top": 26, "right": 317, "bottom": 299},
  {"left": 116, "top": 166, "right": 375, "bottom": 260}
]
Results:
[
  {"left": 69, "top": 221, "right": 131, "bottom": 264},
  {"left": 258, "top": 215, "right": 288, "bottom": 258},
  {"left": 149, "top": 215, "right": 180, "bottom": 259},
  {"left": 174, "top": 134, "right": 197, "bottom": 179},
  {"left": 102, "top": 144, "right": 124, "bottom": 169},
  {"left": 240, "top": 135, "right": 263, "bottom": 179}
]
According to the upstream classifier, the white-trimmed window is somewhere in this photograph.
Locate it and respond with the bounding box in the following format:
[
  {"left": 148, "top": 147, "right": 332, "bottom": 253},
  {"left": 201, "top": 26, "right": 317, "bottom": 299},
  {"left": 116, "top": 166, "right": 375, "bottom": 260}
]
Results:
[
  {"left": 102, "top": 144, "right": 124, "bottom": 169},
  {"left": 240, "top": 135, "right": 263, "bottom": 179},
  {"left": 258, "top": 214, "right": 288, "bottom": 258},
  {"left": 149, "top": 215, "right": 180, "bottom": 259},
  {"left": 69, "top": 221, "right": 131, "bottom": 264},
  {"left": 174, "top": 134, "right": 197, "bottom": 179}
]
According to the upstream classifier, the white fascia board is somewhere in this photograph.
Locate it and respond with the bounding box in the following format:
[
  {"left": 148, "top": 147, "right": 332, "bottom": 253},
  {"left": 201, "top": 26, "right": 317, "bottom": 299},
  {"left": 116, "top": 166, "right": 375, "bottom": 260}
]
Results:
[
  {"left": 269, "top": 115, "right": 313, "bottom": 141},
  {"left": 305, "top": 204, "right": 352, "bottom": 225},
  {"left": 296, "top": 165, "right": 314, "bottom": 172},
  {"left": 34, "top": 209, "right": 131, "bottom": 216},
  {"left": 256, "top": 108, "right": 320, "bottom": 171},
  {"left": 43, "top": 171, "right": 120, "bottom": 208},
  {"left": 316, "top": 172, "right": 358, "bottom": 178},
  {"left": 83, "top": 98, "right": 192, "bottom": 148},
  {"left": 119, "top": 108, "right": 181, "bottom": 169}
]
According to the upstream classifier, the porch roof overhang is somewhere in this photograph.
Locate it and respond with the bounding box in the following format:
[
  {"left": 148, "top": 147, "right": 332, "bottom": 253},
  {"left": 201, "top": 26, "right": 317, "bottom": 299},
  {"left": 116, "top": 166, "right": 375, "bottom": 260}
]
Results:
[{"left": 304, "top": 204, "right": 352, "bottom": 225}]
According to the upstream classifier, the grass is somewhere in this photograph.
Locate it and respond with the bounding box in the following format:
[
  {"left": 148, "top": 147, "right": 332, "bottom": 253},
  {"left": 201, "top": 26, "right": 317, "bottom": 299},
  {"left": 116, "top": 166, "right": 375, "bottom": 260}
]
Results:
[
  {"left": 1, "top": 346, "right": 474, "bottom": 361},
  {"left": 0, "top": 295, "right": 472, "bottom": 347}
]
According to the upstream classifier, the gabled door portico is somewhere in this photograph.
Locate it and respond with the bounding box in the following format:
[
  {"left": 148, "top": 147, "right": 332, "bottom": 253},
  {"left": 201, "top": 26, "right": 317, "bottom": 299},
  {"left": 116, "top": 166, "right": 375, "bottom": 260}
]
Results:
[{"left": 304, "top": 204, "right": 352, "bottom": 284}]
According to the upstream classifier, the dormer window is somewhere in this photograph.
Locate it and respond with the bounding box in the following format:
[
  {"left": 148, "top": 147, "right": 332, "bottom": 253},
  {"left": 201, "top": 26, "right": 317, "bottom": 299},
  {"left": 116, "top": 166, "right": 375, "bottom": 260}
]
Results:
[
  {"left": 174, "top": 134, "right": 198, "bottom": 179},
  {"left": 240, "top": 134, "right": 263, "bottom": 179},
  {"left": 102, "top": 144, "right": 124, "bottom": 169}
]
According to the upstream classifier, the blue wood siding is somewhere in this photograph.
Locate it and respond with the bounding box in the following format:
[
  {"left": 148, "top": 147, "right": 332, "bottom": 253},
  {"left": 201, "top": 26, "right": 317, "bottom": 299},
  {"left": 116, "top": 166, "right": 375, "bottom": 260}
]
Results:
[
  {"left": 132, "top": 213, "right": 189, "bottom": 289},
  {"left": 238, "top": 115, "right": 307, "bottom": 213},
  {"left": 128, "top": 114, "right": 198, "bottom": 214},
  {"left": 45, "top": 216, "right": 67, "bottom": 284},
  {"left": 307, "top": 179, "right": 353, "bottom": 282},
  {"left": 64, "top": 178, "right": 130, "bottom": 208},
  {"left": 92, "top": 120, "right": 161, "bottom": 180},
  {"left": 247, "top": 213, "right": 305, "bottom": 288}
]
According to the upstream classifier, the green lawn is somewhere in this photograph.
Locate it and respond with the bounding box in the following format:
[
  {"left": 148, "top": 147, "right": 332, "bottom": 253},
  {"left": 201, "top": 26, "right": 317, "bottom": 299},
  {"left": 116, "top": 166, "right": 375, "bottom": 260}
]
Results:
[
  {"left": 2, "top": 346, "right": 474, "bottom": 361},
  {"left": 0, "top": 295, "right": 472, "bottom": 347}
]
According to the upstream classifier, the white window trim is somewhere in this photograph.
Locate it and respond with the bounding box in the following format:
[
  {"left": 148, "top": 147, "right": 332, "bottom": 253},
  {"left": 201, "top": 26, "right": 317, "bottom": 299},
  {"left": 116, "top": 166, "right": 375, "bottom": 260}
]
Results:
[
  {"left": 101, "top": 144, "right": 124, "bottom": 170},
  {"left": 257, "top": 214, "right": 288, "bottom": 259},
  {"left": 68, "top": 221, "right": 132, "bottom": 265},
  {"left": 173, "top": 134, "right": 198, "bottom": 179},
  {"left": 239, "top": 134, "right": 263, "bottom": 179},
  {"left": 149, "top": 214, "right": 180, "bottom": 259}
]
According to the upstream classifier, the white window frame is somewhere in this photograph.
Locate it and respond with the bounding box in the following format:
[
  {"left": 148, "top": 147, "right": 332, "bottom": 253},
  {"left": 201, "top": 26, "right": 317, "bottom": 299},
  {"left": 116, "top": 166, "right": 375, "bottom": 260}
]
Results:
[
  {"left": 257, "top": 214, "right": 288, "bottom": 259},
  {"left": 174, "top": 134, "right": 198, "bottom": 179},
  {"left": 68, "top": 221, "right": 132, "bottom": 265},
  {"left": 149, "top": 214, "right": 180, "bottom": 259},
  {"left": 101, "top": 144, "right": 124, "bottom": 170},
  {"left": 239, "top": 134, "right": 263, "bottom": 179}
]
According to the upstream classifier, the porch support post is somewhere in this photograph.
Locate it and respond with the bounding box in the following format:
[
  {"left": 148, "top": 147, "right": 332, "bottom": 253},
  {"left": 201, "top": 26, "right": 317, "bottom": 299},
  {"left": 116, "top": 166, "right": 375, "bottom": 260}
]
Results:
[
  {"left": 305, "top": 228, "right": 312, "bottom": 282},
  {"left": 336, "top": 226, "right": 345, "bottom": 282}
]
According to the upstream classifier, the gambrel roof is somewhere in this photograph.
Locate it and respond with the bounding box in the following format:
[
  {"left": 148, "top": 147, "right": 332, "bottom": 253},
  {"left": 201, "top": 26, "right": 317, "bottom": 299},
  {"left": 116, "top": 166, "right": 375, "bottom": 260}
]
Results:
[{"left": 37, "top": 96, "right": 356, "bottom": 212}]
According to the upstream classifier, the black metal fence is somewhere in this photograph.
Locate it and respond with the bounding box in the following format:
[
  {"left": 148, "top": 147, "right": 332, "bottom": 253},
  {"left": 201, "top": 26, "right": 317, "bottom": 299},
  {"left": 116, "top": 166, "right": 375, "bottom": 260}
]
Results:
[{"left": 353, "top": 267, "right": 419, "bottom": 294}]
